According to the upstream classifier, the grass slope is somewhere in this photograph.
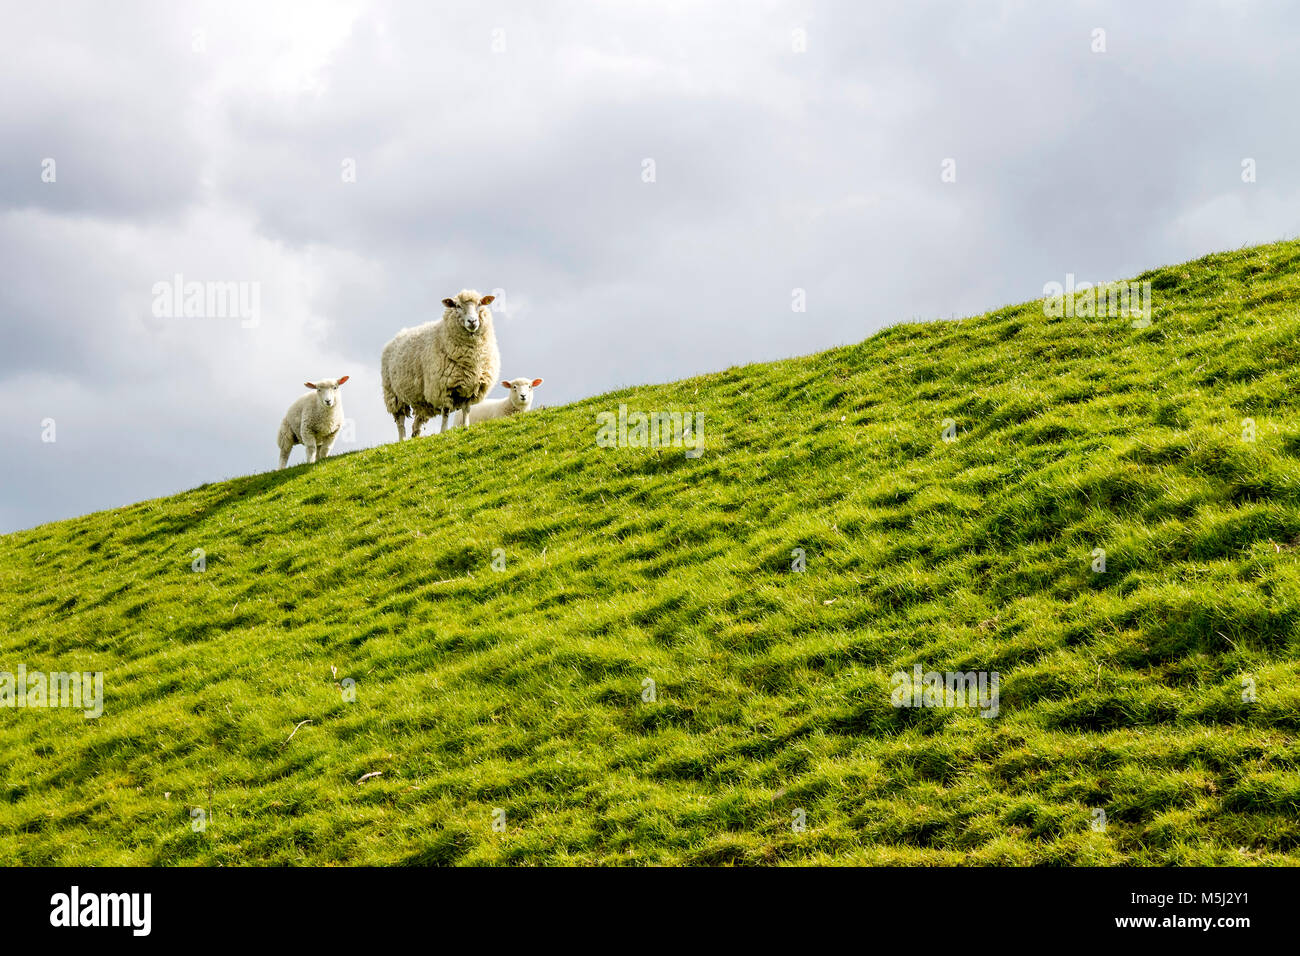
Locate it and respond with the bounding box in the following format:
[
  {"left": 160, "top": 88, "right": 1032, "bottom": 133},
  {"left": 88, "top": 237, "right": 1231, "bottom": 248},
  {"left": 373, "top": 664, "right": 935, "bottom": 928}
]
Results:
[{"left": 4, "top": 242, "right": 1300, "bottom": 866}]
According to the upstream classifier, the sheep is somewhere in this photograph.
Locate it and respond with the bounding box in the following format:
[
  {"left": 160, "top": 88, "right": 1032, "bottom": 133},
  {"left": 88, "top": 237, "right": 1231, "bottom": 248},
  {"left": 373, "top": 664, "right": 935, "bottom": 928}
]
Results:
[
  {"left": 461, "top": 377, "right": 543, "bottom": 426},
  {"left": 277, "top": 376, "right": 349, "bottom": 469},
  {"left": 380, "top": 290, "right": 500, "bottom": 439}
]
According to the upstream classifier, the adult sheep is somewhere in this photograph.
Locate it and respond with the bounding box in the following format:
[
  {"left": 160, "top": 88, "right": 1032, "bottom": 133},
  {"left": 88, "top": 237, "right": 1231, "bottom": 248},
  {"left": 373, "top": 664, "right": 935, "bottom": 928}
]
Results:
[{"left": 381, "top": 290, "right": 500, "bottom": 439}]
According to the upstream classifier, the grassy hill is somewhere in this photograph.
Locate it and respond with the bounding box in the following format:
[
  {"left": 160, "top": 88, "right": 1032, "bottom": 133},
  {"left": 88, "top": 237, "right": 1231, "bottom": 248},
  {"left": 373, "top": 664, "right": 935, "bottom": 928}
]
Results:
[{"left": 3, "top": 241, "right": 1300, "bottom": 866}]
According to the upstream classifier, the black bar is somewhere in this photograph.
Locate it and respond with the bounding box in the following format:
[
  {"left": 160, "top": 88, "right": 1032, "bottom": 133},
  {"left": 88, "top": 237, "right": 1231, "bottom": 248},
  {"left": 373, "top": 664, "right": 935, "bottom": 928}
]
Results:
[{"left": 1, "top": 866, "right": 1277, "bottom": 941}]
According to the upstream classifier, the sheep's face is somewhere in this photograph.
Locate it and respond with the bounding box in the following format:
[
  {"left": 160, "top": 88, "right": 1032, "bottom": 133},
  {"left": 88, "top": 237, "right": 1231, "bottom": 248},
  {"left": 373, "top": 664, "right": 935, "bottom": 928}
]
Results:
[
  {"left": 442, "top": 293, "right": 495, "bottom": 335},
  {"left": 305, "top": 376, "right": 349, "bottom": 409},
  {"left": 503, "top": 377, "right": 543, "bottom": 409}
]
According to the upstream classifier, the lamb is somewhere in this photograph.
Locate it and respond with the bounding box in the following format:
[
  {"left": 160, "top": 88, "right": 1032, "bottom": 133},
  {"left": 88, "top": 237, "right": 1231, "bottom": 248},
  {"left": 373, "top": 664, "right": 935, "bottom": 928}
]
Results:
[
  {"left": 277, "top": 376, "right": 349, "bottom": 469},
  {"left": 380, "top": 290, "right": 500, "bottom": 439},
  {"left": 462, "top": 377, "right": 543, "bottom": 426}
]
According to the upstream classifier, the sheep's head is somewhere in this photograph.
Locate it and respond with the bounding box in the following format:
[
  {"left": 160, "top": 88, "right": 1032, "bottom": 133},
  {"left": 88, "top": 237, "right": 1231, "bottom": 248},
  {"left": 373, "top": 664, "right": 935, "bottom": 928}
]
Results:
[
  {"left": 304, "top": 375, "right": 349, "bottom": 409},
  {"left": 502, "top": 377, "right": 543, "bottom": 410},
  {"left": 442, "top": 290, "right": 495, "bottom": 335}
]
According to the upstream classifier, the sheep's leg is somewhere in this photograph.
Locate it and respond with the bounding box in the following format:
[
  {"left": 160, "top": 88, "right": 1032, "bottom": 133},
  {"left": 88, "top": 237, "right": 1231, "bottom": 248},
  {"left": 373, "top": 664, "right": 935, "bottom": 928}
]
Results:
[
  {"left": 440, "top": 410, "right": 450, "bottom": 433},
  {"left": 393, "top": 413, "right": 407, "bottom": 441},
  {"left": 412, "top": 412, "right": 427, "bottom": 438},
  {"left": 304, "top": 437, "right": 318, "bottom": 463},
  {"left": 318, "top": 435, "right": 336, "bottom": 459},
  {"left": 277, "top": 422, "right": 295, "bottom": 469},
  {"left": 458, "top": 405, "right": 470, "bottom": 429}
]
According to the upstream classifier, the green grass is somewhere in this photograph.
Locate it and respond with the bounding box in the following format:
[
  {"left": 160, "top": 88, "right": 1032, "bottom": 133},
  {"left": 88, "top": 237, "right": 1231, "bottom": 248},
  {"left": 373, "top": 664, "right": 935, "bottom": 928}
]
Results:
[{"left": 4, "top": 241, "right": 1300, "bottom": 865}]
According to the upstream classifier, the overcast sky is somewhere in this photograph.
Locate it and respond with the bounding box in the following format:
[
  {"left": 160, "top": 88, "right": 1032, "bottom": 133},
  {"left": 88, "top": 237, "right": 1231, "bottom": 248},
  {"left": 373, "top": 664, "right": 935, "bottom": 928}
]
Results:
[{"left": 2, "top": 0, "right": 1297, "bottom": 532}]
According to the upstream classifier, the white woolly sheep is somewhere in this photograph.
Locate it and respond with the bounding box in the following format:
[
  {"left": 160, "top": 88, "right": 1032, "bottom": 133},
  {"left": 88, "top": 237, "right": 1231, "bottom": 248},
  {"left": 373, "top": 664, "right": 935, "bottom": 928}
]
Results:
[
  {"left": 462, "top": 377, "right": 543, "bottom": 426},
  {"left": 380, "top": 290, "right": 500, "bottom": 439},
  {"left": 277, "top": 376, "right": 349, "bottom": 469}
]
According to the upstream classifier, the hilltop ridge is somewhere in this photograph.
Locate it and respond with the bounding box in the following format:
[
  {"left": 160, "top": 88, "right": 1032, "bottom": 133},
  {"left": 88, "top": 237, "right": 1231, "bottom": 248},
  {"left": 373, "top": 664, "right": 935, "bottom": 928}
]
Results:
[{"left": 2, "top": 240, "right": 1299, "bottom": 865}]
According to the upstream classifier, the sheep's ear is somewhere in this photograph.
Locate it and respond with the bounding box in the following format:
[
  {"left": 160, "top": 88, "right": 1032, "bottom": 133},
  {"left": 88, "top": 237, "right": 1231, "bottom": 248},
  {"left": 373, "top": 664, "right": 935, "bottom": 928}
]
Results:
[
  {"left": 441, "top": 298, "right": 457, "bottom": 308},
  {"left": 501, "top": 381, "right": 511, "bottom": 389},
  {"left": 531, "top": 378, "right": 543, "bottom": 388},
  {"left": 480, "top": 295, "right": 495, "bottom": 305},
  {"left": 304, "top": 382, "right": 316, "bottom": 389},
  {"left": 337, "top": 375, "right": 350, "bottom": 386}
]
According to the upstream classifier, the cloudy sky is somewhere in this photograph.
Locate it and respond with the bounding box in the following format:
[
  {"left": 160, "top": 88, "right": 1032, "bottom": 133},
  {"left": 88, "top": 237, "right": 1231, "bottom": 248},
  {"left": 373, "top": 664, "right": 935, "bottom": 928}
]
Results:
[{"left": 2, "top": 0, "right": 1297, "bottom": 532}]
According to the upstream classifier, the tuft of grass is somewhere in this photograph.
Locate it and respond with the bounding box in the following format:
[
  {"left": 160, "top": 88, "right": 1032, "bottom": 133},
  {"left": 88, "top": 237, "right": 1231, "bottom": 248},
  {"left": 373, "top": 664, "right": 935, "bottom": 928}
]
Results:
[{"left": 3, "top": 240, "right": 1300, "bottom": 865}]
